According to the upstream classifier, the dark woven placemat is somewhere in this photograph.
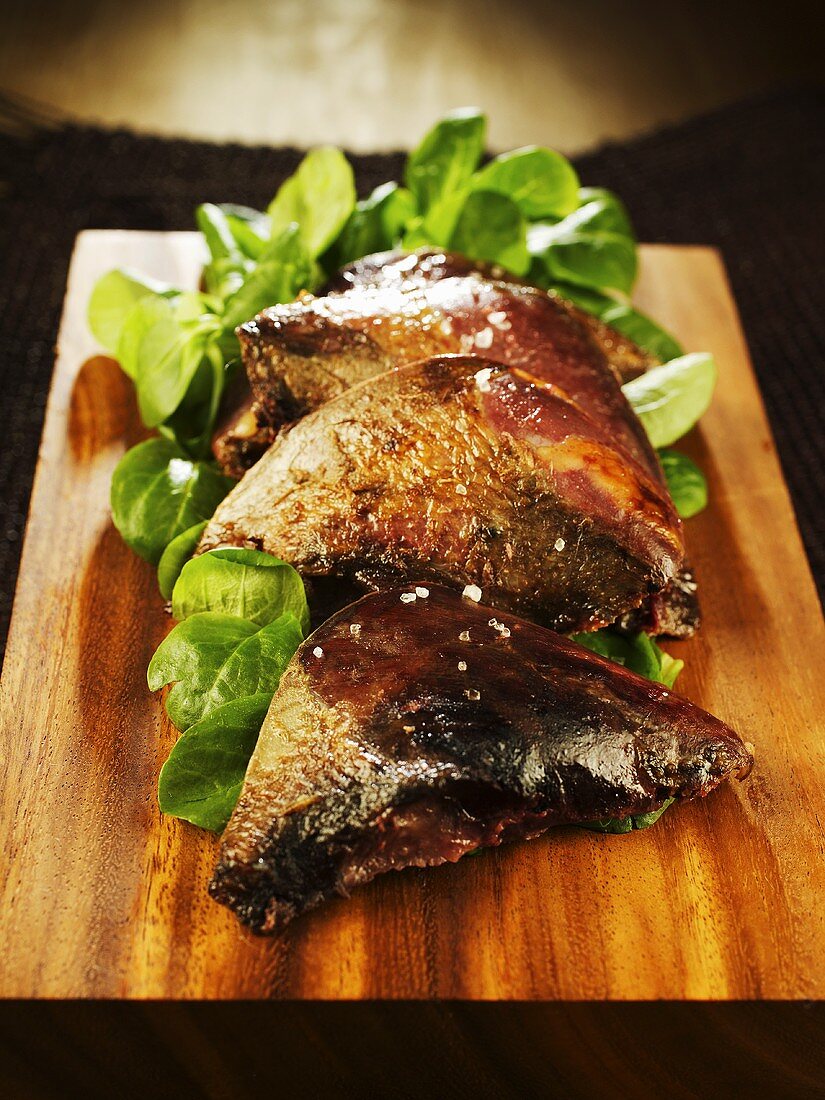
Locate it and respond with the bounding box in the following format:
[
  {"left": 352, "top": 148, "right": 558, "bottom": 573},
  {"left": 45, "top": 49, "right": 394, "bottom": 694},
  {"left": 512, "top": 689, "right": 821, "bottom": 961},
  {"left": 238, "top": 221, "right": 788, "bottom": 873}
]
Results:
[{"left": 1, "top": 89, "right": 823, "bottom": 659}]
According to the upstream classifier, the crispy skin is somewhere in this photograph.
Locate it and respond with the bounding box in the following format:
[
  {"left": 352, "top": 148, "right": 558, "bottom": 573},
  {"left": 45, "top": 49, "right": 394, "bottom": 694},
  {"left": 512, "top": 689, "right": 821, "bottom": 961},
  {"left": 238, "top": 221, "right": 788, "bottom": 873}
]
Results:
[
  {"left": 210, "top": 585, "right": 750, "bottom": 932},
  {"left": 236, "top": 276, "right": 661, "bottom": 476},
  {"left": 326, "top": 247, "right": 657, "bottom": 382},
  {"left": 201, "top": 356, "right": 684, "bottom": 632},
  {"left": 215, "top": 254, "right": 698, "bottom": 636},
  {"left": 214, "top": 249, "right": 655, "bottom": 475}
]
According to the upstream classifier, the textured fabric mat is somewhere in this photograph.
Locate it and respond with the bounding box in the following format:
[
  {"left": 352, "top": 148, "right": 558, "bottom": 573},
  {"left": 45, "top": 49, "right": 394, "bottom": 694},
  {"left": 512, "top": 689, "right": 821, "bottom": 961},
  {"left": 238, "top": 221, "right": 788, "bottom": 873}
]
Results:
[{"left": 1, "top": 89, "right": 823, "bottom": 659}]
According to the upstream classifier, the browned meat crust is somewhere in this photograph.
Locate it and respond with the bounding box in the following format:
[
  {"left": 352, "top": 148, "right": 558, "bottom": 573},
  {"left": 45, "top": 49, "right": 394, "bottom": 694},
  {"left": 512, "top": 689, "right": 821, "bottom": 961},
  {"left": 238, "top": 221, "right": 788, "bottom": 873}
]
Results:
[
  {"left": 212, "top": 252, "right": 697, "bottom": 636},
  {"left": 236, "top": 276, "right": 661, "bottom": 475},
  {"left": 325, "top": 247, "right": 658, "bottom": 382},
  {"left": 213, "top": 252, "right": 657, "bottom": 478},
  {"left": 201, "top": 355, "right": 684, "bottom": 633},
  {"left": 210, "top": 584, "right": 750, "bottom": 932}
]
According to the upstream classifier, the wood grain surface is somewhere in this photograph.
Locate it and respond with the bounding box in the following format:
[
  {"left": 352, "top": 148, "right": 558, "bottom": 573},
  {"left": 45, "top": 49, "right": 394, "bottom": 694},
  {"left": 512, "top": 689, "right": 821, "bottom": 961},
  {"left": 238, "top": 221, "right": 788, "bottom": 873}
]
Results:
[{"left": 0, "top": 232, "right": 823, "bottom": 1000}]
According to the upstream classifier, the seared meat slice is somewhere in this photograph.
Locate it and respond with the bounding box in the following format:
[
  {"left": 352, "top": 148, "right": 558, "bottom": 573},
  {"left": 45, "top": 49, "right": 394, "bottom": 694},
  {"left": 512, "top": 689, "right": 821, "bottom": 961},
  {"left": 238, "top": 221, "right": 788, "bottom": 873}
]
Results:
[
  {"left": 216, "top": 258, "right": 699, "bottom": 637},
  {"left": 201, "top": 355, "right": 684, "bottom": 632},
  {"left": 235, "top": 276, "right": 660, "bottom": 477},
  {"left": 326, "top": 247, "right": 657, "bottom": 382},
  {"left": 210, "top": 584, "right": 751, "bottom": 932}
]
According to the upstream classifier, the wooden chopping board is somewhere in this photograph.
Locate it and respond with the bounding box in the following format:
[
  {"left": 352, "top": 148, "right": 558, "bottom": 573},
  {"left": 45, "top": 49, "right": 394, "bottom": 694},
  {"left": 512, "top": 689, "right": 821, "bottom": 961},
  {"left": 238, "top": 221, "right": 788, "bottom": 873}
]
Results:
[{"left": 1, "top": 232, "right": 823, "bottom": 1000}]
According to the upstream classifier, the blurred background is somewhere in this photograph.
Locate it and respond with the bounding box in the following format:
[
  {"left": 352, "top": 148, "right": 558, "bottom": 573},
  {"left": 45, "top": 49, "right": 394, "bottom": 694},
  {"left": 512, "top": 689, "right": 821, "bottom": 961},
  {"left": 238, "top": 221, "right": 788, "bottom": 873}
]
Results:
[{"left": 1, "top": 0, "right": 821, "bottom": 152}]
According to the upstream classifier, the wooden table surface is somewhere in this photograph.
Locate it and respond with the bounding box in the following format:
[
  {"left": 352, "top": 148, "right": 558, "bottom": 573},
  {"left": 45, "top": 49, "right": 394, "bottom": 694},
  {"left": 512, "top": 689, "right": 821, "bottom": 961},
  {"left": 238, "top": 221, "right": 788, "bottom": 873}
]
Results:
[
  {"left": 0, "top": 232, "right": 823, "bottom": 1001},
  {"left": 1, "top": 0, "right": 820, "bottom": 152}
]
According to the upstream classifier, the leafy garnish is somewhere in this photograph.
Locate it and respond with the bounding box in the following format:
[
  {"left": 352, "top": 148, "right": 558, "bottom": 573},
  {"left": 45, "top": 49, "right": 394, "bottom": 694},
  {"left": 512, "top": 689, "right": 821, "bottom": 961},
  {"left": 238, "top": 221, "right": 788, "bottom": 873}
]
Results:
[
  {"left": 110, "top": 439, "right": 232, "bottom": 564},
  {"left": 659, "top": 449, "right": 709, "bottom": 519},
  {"left": 268, "top": 146, "right": 356, "bottom": 258},
  {"left": 158, "top": 694, "right": 273, "bottom": 831},
  {"left": 471, "top": 146, "right": 579, "bottom": 219},
  {"left": 156, "top": 520, "right": 208, "bottom": 600},
  {"left": 623, "top": 352, "right": 717, "bottom": 448},
  {"left": 172, "top": 547, "right": 310, "bottom": 632},
  {"left": 404, "top": 108, "right": 486, "bottom": 213},
  {"left": 87, "top": 269, "right": 177, "bottom": 354},
  {"left": 581, "top": 798, "right": 675, "bottom": 835},
  {"left": 330, "top": 182, "right": 417, "bottom": 268},
  {"left": 570, "top": 628, "right": 683, "bottom": 688},
  {"left": 528, "top": 191, "right": 638, "bottom": 296},
  {"left": 151, "top": 550, "right": 310, "bottom": 830},
  {"left": 148, "top": 611, "right": 302, "bottom": 731},
  {"left": 449, "top": 191, "right": 529, "bottom": 275}
]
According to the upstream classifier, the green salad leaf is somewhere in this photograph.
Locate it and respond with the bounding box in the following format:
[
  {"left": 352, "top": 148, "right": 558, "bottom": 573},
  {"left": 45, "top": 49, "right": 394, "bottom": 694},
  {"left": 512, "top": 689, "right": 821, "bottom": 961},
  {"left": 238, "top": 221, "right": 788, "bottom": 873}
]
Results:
[
  {"left": 110, "top": 439, "right": 233, "bottom": 564},
  {"left": 570, "top": 628, "right": 683, "bottom": 688},
  {"left": 330, "top": 182, "right": 417, "bottom": 267},
  {"left": 87, "top": 269, "right": 177, "bottom": 354},
  {"left": 129, "top": 298, "right": 222, "bottom": 429},
  {"left": 659, "top": 449, "right": 709, "bottom": 519},
  {"left": 581, "top": 798, "right": 675, "bottom": 835},
  {"left": 172, "top": 547, "right": 310, "bottom": 632},
  {"left": 148, "top": 611, "right": 303, "bottom": 731},
  {"left": 449, "top": 190, "right": 530, "bottom": 275},
  {"left": 156, "top": 520, "right": 208, "bottom": 600},
  {"left": 622, "top": 352, "right": 717, "bottom": 448},
  {"left": 404, "top": 107, "right": 486, "bottom": 213},
  {"left": 528, "top": 191, "right": 638, "bottom": 296},
  {"left": 158, "top": 694, "right": 273, "bottom": 831},
  {"left": 471, "top": 146, "right": 580, "bottom": 219},
  {"left": 219, "top": 225, "right": 318, "bottom": 331},
  {"left": 268, "top": 146, "right": 356, "bottom": 259},
  {"left": 213, "top": 204, "right": 272, "bottom": 259}
]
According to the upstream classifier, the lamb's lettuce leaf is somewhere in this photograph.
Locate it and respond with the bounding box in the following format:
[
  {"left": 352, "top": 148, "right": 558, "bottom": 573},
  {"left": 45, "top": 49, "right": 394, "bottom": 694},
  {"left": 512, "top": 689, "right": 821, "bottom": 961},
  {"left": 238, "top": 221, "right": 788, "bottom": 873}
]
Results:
[
  {"left": 158, "top": 694, "right": 273, "bottom": 831},
  {"left": 87, "top": 269, "right": 177, "bottom": 355},
  {"left": 148, "top": 611, "right": 302, "bottom": 731},
  {"left": 172, "top": 547, "right": 310, "bottom": 632},
  {"left": 570, "top": 628, "right": 683, "bottom": 688},
  {"left": 219, "top": 225, "right": 318, "bottom": 330},
  {"left": 404, "top": 107, "right": 486, "bottom": 213},
  {"left": 622, "top": 353, "right": 717, "bottom": 448},
  {"left": 659, "top": 449, "right": 709, "bottom": 518},
  {"left": 110, "top": 439, "right": 233, "bottom": 564},
  {"left": 582, "top": 798, "right": 675, "bottom": 835},
  {"left": 268, "top": 146, "right": 356, "bottom": 258},
  {"left": 157, "top": 520, "right": 208, "bottom": 599},
  {"left": 471, "top": 146, "right": 579, "bottom": 219},
  {"left": 449, "top": 190, "right": 530, "bottom": 275},
  {"left": 330, "top": 182, "right": 416, "bottom": 267},
  {"left": 528, "top": 192, "right": 638, "bottom": 295}
]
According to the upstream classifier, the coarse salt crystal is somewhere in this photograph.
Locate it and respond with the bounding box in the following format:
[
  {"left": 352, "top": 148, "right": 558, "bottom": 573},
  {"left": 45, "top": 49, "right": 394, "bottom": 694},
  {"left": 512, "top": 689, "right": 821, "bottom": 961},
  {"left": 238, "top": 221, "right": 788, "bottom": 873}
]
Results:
[
  {"left": 403, "top": 724, "right": 416, "bottom": 733},
  {"left": 474, "top": 366, "right": 493, "bottom": 392},
  {"left": 460, "top": 333, "right": 475, "bottom": 353},
  {"left": 455, "top": 483, "right": 467, "bottom": 496},
  {"left": 474, "top": 327, "right": 493, "bottom": 349},
  {"left": 462, "top": 584, "right": 482, "bottom": 602},
  {"left": 554, "top": 537, "right": 566, "bottom": 551},
  {"left": 400, "top": 592, "right": 417, "bottom": 603},
  {"left": 458, "top": 661, "right": 467, "bottom": 671},
  {"left": 459, "top": 630, "right": 471, "bottom": 642},
  {"left": 313, "top": 646, "right": 324, "bottom": 658},
  {"left": 499, "top": 627, "right": 511, "bottom": 638},
  {"left": 349, "top": 623, "right": 361, "bottom": 636},
  {"left": 415, "top": 586, "right": 430, "bottom": 598},
  {"left": 465, "top": 688, "right": 481, "bottom": 701},
  {"left": 487, "top": 311, "right": 507, "bottom": 327}
]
